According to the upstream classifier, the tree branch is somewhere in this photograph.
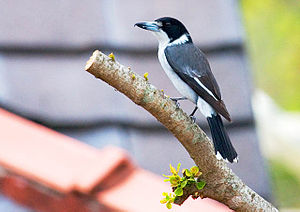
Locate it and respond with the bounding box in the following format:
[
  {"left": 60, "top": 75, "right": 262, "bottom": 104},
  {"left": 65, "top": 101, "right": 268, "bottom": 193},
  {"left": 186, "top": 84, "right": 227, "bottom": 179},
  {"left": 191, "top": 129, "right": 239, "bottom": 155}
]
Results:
[{"left": 85, "top": 50, "right": 278, "bottom": 211}]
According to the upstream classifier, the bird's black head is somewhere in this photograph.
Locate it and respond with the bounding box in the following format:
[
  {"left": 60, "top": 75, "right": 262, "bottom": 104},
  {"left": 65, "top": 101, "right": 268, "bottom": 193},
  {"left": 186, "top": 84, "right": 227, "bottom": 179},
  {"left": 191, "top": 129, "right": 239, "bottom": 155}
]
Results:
[
  {"left": 154, "top": 17, "right": 190, "bottom": 42},
  {"left": 135, "top": 17, "right": 192, "bottom": 44}
]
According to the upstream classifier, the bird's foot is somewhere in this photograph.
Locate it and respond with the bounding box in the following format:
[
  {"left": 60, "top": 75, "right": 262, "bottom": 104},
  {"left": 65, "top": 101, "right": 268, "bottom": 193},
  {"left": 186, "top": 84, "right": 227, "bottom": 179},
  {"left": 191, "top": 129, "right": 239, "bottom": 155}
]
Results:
[
  {"left": 170, "top": 97, "right": 187, "bottom": 108},
  {"left": 189, "top": 106, "right": 198, "bottom": 123},
  {"left": 171, "top": 99, "right": 180, "bottom": 108},
  {"left": 170, "top": 97, "right": 188, "bottom": 101},
  {"left": 190, "top": 116, "right": 196, "bottom": 123}
]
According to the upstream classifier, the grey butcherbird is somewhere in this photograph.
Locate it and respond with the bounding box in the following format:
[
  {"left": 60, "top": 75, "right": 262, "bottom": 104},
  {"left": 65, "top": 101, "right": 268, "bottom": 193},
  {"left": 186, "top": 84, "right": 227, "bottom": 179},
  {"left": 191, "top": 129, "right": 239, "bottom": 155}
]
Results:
[{"left": 135, "top": 17, "right": 238, "bottom": 163}]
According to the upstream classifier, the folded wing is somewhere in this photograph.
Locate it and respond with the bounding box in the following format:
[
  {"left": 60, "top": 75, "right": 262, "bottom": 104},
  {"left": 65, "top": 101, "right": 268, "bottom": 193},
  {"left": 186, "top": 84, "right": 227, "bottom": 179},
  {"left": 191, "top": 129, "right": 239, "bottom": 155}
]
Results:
[{"left": 165, "top": 43, "right": 231, "bottom": 121}]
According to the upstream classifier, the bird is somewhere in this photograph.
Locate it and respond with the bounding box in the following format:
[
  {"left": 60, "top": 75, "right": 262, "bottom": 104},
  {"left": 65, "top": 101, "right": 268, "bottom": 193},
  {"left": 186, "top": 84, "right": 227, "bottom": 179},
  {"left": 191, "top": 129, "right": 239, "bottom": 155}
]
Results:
[{"left": 135, "top": 17, "right": 238, "bottom": 163}]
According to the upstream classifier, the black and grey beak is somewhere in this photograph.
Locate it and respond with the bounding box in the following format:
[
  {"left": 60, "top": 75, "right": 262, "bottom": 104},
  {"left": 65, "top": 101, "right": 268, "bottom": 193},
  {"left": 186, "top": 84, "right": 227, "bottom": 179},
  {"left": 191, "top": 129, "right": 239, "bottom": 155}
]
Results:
[{"left": 134, "top": 21, "right": 160, "bottom": 32}]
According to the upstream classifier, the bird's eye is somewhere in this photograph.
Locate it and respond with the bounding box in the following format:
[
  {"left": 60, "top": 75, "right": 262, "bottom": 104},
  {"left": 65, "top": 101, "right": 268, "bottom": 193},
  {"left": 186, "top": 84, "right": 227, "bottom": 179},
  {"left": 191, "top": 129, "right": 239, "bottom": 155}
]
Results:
[{"left": 165, "top": 22, "right": 171, "bottom": 26}]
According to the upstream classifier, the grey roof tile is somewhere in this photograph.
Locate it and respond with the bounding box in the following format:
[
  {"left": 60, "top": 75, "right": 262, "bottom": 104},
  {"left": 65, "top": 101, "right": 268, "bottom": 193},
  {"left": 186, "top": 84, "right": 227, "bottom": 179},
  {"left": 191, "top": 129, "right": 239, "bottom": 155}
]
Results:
[
  {"left": 0, "top": 0, "right": 242, "bottom": 47},
  {"left": 59, "top": 127, "right": 132, "bottom": 151},
  {"left": 0, "top": 0, "right": 105, "bottom": 46},
  {"left": 0, "top": 52, "right": 253, "bottom": 125},
  {"left": 226, "top": 128, "right": 271, "bottom": 200},
  {"left": 110, "top": 0, "right": 243, "bottom": 48}
]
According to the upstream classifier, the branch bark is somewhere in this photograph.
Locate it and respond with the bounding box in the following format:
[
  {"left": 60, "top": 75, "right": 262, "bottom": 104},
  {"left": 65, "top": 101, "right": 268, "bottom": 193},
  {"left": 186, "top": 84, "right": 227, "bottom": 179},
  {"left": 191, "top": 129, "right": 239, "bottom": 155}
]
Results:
[{"left": 85, "top": 50, "right": 278, "bottom": 212}]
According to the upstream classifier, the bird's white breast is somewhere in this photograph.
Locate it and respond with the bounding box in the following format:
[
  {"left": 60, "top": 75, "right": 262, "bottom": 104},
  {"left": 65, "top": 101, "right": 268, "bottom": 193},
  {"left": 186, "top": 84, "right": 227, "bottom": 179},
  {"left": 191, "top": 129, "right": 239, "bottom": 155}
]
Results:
[{"left": 158, "top": 46, "right": 198, "bottom": 104}]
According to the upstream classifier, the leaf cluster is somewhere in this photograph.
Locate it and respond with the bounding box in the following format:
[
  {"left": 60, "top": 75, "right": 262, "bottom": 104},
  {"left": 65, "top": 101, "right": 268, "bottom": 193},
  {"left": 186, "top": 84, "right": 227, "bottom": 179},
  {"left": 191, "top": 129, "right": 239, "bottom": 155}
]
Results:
[{"left": 160, "top": 163, "right": 206, "bottom": 209}]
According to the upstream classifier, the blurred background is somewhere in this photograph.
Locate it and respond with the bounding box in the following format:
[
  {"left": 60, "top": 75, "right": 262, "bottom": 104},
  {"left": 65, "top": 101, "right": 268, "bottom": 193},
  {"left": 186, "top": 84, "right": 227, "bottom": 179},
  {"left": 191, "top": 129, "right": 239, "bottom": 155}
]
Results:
[{"left": 0, "top": 0, "right": 299, "bottom": 211}]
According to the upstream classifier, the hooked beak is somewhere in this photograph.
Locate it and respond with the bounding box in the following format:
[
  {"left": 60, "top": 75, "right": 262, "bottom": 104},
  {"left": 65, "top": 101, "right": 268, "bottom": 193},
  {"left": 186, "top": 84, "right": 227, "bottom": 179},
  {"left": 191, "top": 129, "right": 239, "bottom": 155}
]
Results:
[{"left": 134, "top": 21, "right": 160, "bottom": 32}]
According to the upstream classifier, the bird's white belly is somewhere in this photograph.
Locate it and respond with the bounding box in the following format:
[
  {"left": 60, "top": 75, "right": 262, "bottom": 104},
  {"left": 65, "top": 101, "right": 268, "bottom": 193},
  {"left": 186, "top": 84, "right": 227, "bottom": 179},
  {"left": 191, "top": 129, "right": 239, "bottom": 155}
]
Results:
[{"left": 158, "top": 48, "right": 198, "bottom": 104}]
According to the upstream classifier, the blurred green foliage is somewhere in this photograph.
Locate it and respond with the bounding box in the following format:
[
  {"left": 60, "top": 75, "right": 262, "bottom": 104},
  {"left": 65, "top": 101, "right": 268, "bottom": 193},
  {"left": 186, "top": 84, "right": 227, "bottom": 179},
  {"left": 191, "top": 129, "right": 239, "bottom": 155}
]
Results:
[
  {"left": 241, "top": 0, "right": 300, "bottom": 111},
  {"left": 269, "top": 160, "right": 300, "bottom": 208}
]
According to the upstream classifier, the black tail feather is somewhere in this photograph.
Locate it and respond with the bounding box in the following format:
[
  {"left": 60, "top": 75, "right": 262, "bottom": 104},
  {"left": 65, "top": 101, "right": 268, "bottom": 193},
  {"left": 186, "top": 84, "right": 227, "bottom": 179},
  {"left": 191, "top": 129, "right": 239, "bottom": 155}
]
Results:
[{"left": 207, "top": 114, "right": 238, "bottom": 163}]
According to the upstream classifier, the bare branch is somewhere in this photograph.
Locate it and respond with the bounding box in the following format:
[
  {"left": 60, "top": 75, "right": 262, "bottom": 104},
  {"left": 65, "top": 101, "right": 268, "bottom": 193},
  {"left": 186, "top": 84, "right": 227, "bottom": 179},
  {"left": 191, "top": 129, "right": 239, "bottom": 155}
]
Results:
[{"left": 85, "top": 50, "right": 278, "bottom": 211}]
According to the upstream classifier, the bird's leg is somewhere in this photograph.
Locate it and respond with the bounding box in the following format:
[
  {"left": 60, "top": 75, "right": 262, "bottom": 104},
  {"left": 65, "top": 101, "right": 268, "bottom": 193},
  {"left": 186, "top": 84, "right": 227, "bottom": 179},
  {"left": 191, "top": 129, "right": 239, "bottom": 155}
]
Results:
[
  {"left": 189, "top": 106, "right": 198, "bottom": 123},
  {"left": 170, "top": 97, "right": 187, "bottom": 108}
]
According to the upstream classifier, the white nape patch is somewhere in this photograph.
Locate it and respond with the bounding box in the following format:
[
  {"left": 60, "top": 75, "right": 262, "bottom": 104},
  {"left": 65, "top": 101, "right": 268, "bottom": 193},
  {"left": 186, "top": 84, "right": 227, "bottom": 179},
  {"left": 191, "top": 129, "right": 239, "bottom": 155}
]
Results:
[
  {"left": 197, "top": 97, "right": 215, "bottom": 118},
  {"left": 193, "top": 77, "right": 218, "bottom": 101},
  {"left": 169, "top": 34, "right": 189, "bottom": 46},
  {"left": 233, "top": 157, "right": 239, "bottom": 163}
]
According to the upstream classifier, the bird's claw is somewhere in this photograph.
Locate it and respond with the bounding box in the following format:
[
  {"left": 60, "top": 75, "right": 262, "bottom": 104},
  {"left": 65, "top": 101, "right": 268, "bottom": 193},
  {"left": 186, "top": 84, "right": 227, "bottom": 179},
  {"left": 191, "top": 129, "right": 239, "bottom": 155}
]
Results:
[
  {"left": 190, "top": 116, "right": 196, "bottom": 123},
  {"left": 170, "top": 98, "right": 180, "bottom": 108},
  {"left": 174, "top": 101, "right": 180, "bottom": 108}
]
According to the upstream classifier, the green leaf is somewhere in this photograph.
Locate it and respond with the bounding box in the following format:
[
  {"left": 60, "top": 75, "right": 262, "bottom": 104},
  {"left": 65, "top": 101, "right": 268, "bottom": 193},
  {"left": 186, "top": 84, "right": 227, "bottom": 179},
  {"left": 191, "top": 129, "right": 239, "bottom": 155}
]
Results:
[
  {"left": 108, "top": 53, "right": 115, "bottom": 61},
  {"left": 170, "top": 176, "right": 181, "bottom": 187},
  {"left": 160, "top": 198, "right": 167, "bottom": 204},
  {"left": 181, "top": 179, "right": 188, "bottom": 188},
  {"left": 163, "top": 174, "right": 172, "bottom": 178},
  {"left": 196, "top": 181, "right": 206, "bottom": 190},
  {"left": 169, "top": 164, "right": 177, "bottom": 174},
  {"left": 188, "top": 178, "right": 196, "bottom": 182},
  {"left": 169, "top": 197, "right": 174, "bottom": 203},
  {"left": 166, "top": 202, "right": 172, "bottom": 209},
  {"left": 185, "top": 169, "right": 192, "bottom": 177},
  {"left": 176, "top": 163, "right": 181, "bottom": 173},
  {"left": 195, "top": 171, "right": 202, "bottom": 177},
  {"left": 190, "top": 166, "right": 199, "bottom": 175},
  {"left": 164, "top": 179, "right": 170, "bottom": 182},
  {"left": 174, "top": 187, "right": 183, "bottom": 196},
  {"left": 143, "top": 72, "right": 149, "bottom": 81}
]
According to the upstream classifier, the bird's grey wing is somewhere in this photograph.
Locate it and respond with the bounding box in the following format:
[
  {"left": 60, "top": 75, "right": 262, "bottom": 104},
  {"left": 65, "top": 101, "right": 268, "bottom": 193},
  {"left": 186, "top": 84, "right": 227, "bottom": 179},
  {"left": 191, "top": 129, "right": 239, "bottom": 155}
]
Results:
[{"left": 165, "top": 44, "right": 231, "bottom": 121}]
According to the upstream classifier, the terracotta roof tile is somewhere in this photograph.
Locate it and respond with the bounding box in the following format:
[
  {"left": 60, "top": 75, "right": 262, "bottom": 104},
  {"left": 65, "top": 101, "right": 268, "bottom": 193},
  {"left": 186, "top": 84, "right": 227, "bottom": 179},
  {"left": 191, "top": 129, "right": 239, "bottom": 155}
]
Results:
[
  {"left": 0, "top": 108, "right": 232, "bottom": 211},
  {"left": 98, "top": 169, "right": 232, "bottom": 212},
  {"left": 0, "top": 108, "right": 131, "bottom": 194}
]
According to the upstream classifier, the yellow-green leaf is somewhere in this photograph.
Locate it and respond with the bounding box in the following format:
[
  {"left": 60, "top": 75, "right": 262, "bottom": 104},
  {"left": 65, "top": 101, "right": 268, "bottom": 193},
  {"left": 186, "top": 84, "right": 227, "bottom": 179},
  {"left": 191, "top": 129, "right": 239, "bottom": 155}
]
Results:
[
  {"left": 185, "top": 169, "right": 192, "bottom": 177},
  {"left": 176, "top": 163, "right": 181, "bottom": 173},
  {"left": 131, "top": 74, "right": 136, "bottom": 80},
  {"left": 188, "top": 178, "right": 196, "bottom": 182},
  {"left": 181, "top": 179, "right": 188, "bottom": 188},
  {"left": 169, "top": 164, "right": 177, "bottom": 174},
  {"left": 195, "top": 171, "right": 202, "bottom": 177},
  {"left": 174, "top": 187, "right": 183, "bottom": 196},
  {"left": 166, "top": 202, "right": 172, "bottom": 209},
  {"left": 170, "top": 176, "right": 180, "bottom": 187},
  {"left": 160, "top": 198, "right": 167, "bottom": 204},
  {"left": 108, "top": 53, "right": 115, "bottom": 61},
  {"left": 190, "top": 166, "right": 199, "bottom": 175},
  {"left": 196, "top": 181, "right": 206, "bottom": 190},
  {"left": 162, "top": 192, "right": 168, "bottom": 196},
  {"left": 143, "top": 72, "right": 149, "bottom": 81},
  {"left": 169, "top": 198, "right": 174, "bottom": 203}
]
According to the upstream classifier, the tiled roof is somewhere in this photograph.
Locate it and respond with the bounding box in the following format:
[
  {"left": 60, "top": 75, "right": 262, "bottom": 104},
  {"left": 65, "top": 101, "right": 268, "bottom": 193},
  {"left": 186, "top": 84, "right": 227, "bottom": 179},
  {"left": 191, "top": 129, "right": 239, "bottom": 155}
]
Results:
[
  {"left": 0, "top": 0, "right": 242, "bottom": 47},
  {"left": 0, "top": 109, "right": 232, "bottom": 211},
  {"left": 0, "top": 52, "right": 251, "bottom": 125}
]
